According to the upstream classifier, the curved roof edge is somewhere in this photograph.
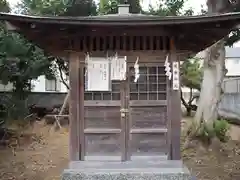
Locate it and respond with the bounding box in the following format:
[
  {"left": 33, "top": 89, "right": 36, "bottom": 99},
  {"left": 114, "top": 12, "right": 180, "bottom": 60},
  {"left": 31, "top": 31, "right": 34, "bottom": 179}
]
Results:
[{"left": 1, "top": 12, "right": 240, "bottom": 25}]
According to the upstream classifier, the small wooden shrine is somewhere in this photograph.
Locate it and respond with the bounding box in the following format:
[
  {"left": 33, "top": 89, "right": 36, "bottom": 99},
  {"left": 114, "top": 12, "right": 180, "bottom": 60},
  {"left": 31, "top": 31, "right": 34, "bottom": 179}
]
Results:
[{"left": 1, "top": 4, "right": 240, "bottom": 163}]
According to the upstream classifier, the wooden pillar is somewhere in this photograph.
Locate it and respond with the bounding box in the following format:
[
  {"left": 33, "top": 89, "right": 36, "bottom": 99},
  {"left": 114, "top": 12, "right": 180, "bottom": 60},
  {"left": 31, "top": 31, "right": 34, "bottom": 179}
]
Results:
[
  {"left": 68, "top": 52, "right": 85, "bottom": 161},
  {"left": 120, "top": 59, "right": 130, "bottom": 161},
  {"left": 169, "top": 38, "right": 181, "bottom": 160},
  {"left": 79, "top": 57, "right": 85, "bottom": 160},
  {"left": 69, "top": 52, "right": 80, "bottom": 161}
]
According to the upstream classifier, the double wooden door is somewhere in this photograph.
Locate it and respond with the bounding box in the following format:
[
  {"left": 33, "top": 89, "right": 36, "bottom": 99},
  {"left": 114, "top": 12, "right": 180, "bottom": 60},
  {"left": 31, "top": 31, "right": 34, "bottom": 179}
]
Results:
[{"left": 83, "top": 64, "right": 169, "bottom": 161}]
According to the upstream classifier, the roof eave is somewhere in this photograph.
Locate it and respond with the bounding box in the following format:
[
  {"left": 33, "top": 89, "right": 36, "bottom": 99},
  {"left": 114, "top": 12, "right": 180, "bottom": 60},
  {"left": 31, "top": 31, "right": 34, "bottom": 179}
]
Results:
[{"left": 1, "top": 12, "right": 240, "bottom": 26}]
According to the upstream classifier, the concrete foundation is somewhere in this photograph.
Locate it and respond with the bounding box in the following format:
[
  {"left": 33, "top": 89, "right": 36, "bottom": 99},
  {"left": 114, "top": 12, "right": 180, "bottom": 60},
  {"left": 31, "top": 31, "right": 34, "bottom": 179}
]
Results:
[{"left": 61, "top": 158, "right": 192, "bottom": 180}]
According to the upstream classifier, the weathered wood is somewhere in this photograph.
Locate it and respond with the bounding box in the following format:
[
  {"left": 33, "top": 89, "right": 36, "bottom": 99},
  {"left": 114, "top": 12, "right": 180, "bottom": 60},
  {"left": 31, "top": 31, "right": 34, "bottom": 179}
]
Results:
[
  {"left": 130, "top": 128, "right": 168, "bottom": 134},
  {"left": 130, "top": 106, "right": 167, "bottom": 128},
  {"left": 125, "top": 63, "right": 130, "bottom": 160},
  {"left": 169, "top": 38, "right": 181, "bottom": 160},
  {"left": 120, "top": 78, "right": 128, "bottom": 161},
  {"left": 59, "top": 92, "right": 69, "bottom": 116},
  {"left": 84, "top": 128, "right": 121, "bottom": 134},
  {"left": 130, "top": 133, "right": 168, "bottom": 156},
  {"left": 45, "top": 115, "right": 69, "bottom": 117},
  {"left": 68, "top": 53, "right": 80, "bottom": 161},
  {"left": 52, "top": 91, "right": 69, "bottom": 130},
  {"left": 167, "top": 64, "right": 172, "bottom": 160},
  {"left": 130, "top": 100, "right": 167, "bottom": 106},
  {"left": 64, "top": 52, "right": 171, "bottom": 160},
  {"left": 85, "top": 106, "right": 121, "bottom": 129},
  {"left": 84, "top": 101, "right": 120, "bottom": 106},
  {"left": 79, "top": 57, "right": 85, "bottom": 160},
  {"left": 45, "top": 114, "right": 69, "bottom": 129},
  {"left": 85, "top": 133, "right": 121, "bottom": 156}
]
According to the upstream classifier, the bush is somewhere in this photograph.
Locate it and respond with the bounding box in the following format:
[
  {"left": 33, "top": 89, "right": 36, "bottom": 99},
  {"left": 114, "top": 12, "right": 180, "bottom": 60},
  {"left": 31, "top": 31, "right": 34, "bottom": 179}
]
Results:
[
  {"left": 190, "top": 119, "right": 230, "bottom": 145},
  {"left": 196, "top": 122, "right": 215, "bottom": 145},
  {"left": 214, "top": 119, "right": 230, "bottom": 142}
]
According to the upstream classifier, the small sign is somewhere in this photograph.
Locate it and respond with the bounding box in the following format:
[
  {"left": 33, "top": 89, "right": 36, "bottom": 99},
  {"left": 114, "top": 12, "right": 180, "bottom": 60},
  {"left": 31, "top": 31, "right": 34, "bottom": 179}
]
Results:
[
  {"left": 172, "top": 61, "right": 180, "bottom": 90},
  {"left": 111, "top": 54, "right": 126, "bottom": 81},
  {"left": 86, "top": 57, "right": 110, "bottom": 91}
]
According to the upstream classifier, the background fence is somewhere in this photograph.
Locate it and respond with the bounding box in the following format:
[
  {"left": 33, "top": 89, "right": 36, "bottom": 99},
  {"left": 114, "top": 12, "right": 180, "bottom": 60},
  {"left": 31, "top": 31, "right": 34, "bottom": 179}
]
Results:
[
  {"left": 219, "top": 77, "right": 240, "bottom": 122},
  {"left": 223, "top": 77, "right": 240, "bottom": 93}
]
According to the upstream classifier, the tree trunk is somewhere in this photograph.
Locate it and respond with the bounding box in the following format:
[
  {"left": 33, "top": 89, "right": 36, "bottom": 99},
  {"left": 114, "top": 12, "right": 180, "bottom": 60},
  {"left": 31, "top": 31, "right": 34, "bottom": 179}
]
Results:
[
  {"left": 194, "top": 0, "right": 228, "bottom": 129},
  {"left": 194, "top": 39, "right": 226, "bottom": 127},
  {"left": 186, "top": 107, "right": 192, "bottom": 117}
]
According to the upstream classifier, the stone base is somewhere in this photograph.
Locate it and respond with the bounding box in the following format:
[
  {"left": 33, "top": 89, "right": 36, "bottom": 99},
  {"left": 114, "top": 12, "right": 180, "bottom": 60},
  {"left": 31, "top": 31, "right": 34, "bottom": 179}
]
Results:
[{"left": 61, "top": 158, "right": 192, "bottom": 180}]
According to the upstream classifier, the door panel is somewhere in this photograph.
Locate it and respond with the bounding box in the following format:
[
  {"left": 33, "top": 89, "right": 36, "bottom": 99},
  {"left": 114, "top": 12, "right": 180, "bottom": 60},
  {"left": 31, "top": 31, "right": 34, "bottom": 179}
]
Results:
[
  {"left": 130, "top": 133, "right": 167, "bottom": 156},
  {"left": 85, "top": 133, "right": 121, "bottom": 156},
  {"left": 83, "top": 105, "right": 122, "bottom": 160},
  {"left": 130, "top": 106, "right": 167, "bottom": 128},
  {"left": 83, "top": 71, "right": 123, "bottom": 160},
  {"left": 128, "top": 64, "right": 168, "bottom": 158},
  {"left": 85, "top": 106, "right": 121, "bottom": 129}
]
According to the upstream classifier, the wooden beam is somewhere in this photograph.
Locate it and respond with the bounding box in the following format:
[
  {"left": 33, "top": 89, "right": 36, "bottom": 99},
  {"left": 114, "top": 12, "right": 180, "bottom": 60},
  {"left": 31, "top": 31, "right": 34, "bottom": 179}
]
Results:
[
  {"left": 169, "top": 37, "right": 181, "bottom": 160},
  {"left": 167, "top": 59, "right": 171, "bottom": 160},
  {"left": 68, "top": 52, "right": 80, "bottom": 161},
  {"left": 84, "top": 128, "right": 121, "bottom": 134},
  {"left": 120, "top": 78, "right": 127, "bottom": 161},
  {"left": 130, "top": 128, "right": 168, "bottom": 134},
  {"left": 79, "top": 58, "right": 85, "bottom": 160}
]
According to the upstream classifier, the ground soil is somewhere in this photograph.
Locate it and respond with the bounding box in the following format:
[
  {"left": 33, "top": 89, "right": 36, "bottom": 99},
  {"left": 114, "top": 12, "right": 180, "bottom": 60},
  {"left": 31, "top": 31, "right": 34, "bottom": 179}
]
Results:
[{"left": 0, "top": 120, "right": 240, "bottom": 180}]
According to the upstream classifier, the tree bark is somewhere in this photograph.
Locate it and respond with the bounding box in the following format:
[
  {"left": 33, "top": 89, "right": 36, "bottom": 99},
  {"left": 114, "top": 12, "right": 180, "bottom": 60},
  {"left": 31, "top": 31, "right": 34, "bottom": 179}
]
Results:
[
  {"left": 194, "top": 39, "right": 226, "bottom": 126},
  {"left": 58, "top": 65, "right": 69, "bottom": 89},
  {"left": 194, "top": 0, "right": 228, "bottom": 128}
]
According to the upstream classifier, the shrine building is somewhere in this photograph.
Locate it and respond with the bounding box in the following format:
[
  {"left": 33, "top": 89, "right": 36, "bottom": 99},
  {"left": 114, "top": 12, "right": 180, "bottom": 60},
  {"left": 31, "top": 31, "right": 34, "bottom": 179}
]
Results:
[{"left": 1, "top": 3, "right": 240, "bottom": 180}]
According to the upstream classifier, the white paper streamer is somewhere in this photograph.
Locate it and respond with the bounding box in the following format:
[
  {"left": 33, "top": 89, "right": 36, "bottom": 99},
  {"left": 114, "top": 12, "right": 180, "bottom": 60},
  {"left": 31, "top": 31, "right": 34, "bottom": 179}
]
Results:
[
  {"left": 164, "top": 54, "right": 172, "bottom": 80},
  {"left": 134, "top": 56, "right": 140, "bottom": 83}
]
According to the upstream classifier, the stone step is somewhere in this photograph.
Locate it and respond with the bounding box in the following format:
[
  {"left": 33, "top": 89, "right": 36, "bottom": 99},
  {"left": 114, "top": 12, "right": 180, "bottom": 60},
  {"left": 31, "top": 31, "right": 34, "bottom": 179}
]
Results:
[{"left": 62, "top": 160, "right": 192, "bottom": 180}]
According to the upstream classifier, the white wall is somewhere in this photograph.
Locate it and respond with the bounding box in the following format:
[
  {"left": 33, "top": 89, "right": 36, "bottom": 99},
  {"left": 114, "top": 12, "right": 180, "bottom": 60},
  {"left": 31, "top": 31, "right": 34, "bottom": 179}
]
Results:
[
  {"left": 0, "top": 73, "right": 69, "bottom": 93},
  {"left": 225, "top": 58, "right": 240, "bottom": 76},
  {"left": 30, "top": 75, "right": 68, "bottom": 93}
]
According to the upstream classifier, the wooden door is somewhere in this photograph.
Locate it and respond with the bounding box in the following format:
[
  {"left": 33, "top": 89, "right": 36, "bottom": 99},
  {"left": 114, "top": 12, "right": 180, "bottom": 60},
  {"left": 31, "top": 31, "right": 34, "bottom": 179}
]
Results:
[
  {"left": 81, "top": 63, "right": 168, "bottom": 161},
  {"left": 83, "top": 75, "right": 127, "bottom": 161},
  {"left": 127, "top": 65, "right": 169, "bottom": 160}
]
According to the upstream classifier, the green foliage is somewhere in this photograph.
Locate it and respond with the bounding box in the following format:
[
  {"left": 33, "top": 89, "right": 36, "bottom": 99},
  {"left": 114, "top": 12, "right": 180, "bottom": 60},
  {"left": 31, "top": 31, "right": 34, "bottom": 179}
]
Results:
[
  {"left": 214, "top": 119, "right": 230, "bottom": 142},
  {"left": 0, "top": 0, "right": 55, "bottom": 100},
  {"left": 189, "top": 119, "right": 230, "bottom": 145},
  {"left": 196, "top": 122, "right": 215, "bottom": 145},
  {"left": 180, "top": 58, "right": 202, "bottom": 116},
  {"left": 0, "top": 30, "right": 55, "bottom": 97},
  {"left": 99, "top": 0, "right": 119, "bottom": 14},
  {"left": 63, "top": 0, "right": 97, "bottom": 16},
  {"left": 0, "top": 0, "right": 10, "bottom": 12},
  {"left": 18, "top": 0, "right": 97, "bottom": 16},
  {"left": 181, "top": 58, "right": 202, "bottom": 91},
  {"left": 144, "top": 0, "right": 193, "bottom": 16},
  {"left": 18, "top": 0, "right": 68, "bottom": 15}
]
